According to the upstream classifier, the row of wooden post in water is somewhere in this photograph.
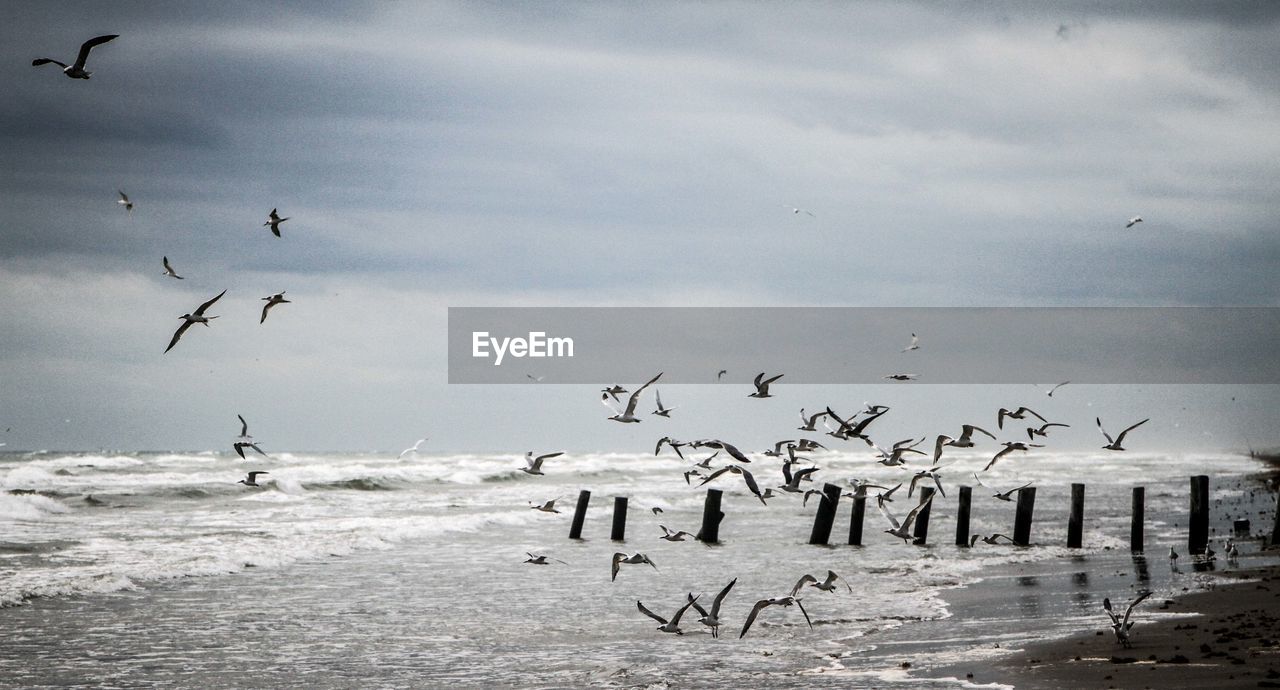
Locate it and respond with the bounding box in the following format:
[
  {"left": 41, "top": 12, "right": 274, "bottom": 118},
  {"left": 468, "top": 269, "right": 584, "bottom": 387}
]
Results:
[{"left": 564, "top": 476, "right": 1280, "bottom": 552}]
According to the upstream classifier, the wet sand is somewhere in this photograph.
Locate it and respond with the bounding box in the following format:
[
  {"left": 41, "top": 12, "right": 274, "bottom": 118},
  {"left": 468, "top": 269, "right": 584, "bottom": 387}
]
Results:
[{"left": 923, "top": 564, "right": 1280, "bottom": 689}]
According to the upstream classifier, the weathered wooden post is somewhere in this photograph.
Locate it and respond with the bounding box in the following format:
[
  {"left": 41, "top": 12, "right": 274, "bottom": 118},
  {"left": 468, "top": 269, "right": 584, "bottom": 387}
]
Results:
[
  {"left": 848, "top": 495, "right": 866, "bottom": 546},
  {"left": 808, "top": 483, "right": 843, "bottom": 545},
  {"left": 1067, "top": 483, "right": 1085, "bottom": 548},
  {"left": 568, "top": 489, "right": 591, "bottom": 540},
  {"left": 1013, "top": 486, "right": 1036, "bottom": 546},
  {"left": 912, "top": 487, "right": 935, "bottom": 545},
  {"left": 1131, "top": 487, "right": 1145, "bottom": 554},
  {"left": 697, "top": 489, "right": 724, "bottom": 544},
  {"left": 610, "top": 496, "right": 628, "bottom": 541},
  {"left": 1233, "top": 519, "right": 1250, "bottom": 539},
  {"left": 1189, "top": 475, "right": 1209, "bottom": 555},
  {"left": 955, "top": 485, "right": 972, "bottom": 547}
]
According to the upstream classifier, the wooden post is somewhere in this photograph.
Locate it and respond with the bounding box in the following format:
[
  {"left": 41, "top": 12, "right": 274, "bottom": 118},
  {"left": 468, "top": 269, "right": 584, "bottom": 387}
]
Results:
[
  {"left": 568, "top": 489, "right": 591, "bottom": 540},
  {"left": 848, "top": 495, "right": 866, "bottom": 546},
  {"left": 912, "top": 486, "right": 936, "bottom": 545},
  {"left": 697, "top": 489, "right": 724, "bottom": 544},
  {"left": 955, "top": 485, "right": 972, "bottom": 547},
  {"left": 1233, "top": 519, "right": 1250, "bottom": 539},
  {"left": 1013, "top": 486, "right": 1036, "bottom": 546},
  {"left": 808, "top": 483, "right": 843, "bottom": 545},
  {"left": 1131, "top": 487, "right": 1145, "bottom": 554},
  {"left": 610, "top": 496, "right": 628, "bottom": 541},
  {"left": 1189, "top": 475, "right": 1209, "bottom": 555},
  {"left": 1271, "top": 490, "right": 1280, "bottom": 547},
  {"left": 1067, "top": 483, "right": 1085, "bottom": 548}
]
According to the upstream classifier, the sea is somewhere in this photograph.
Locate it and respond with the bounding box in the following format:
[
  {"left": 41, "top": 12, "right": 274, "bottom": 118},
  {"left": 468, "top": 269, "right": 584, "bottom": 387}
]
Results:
[{"left": 1, "top": 448, "right": 1275, "bottom": 688}]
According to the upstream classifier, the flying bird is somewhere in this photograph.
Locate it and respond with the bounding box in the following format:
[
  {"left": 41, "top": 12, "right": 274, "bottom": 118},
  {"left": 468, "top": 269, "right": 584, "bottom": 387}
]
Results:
[
  {"left": 997, "top": 407, "right": 1046, "bottom": 429},
  {"left": 883, "top": 373, "right": 917, "bottom": 381},
  {"left": 523, "top": 553, "right": 567, "bottom": 565},
  {"left": 520, "top": 451, "right": 563, "bottom": 476},
  {"left": 235, "top": 414, "right": 254, "bottom": 441},
  {"left": 687, "top": 579, "right": 736, "bottom": 638},
  {"left": 259, "top": 291, "right": 291, "bottom": 324},
  {"left": 652, "top": 390, "right": 675, "bottom": 418},
  {"left": 697, "top": 464, "right": 767, "bottom": 504},
  {"left": 165, "top": 289, "right": 226, "bottom": 353},
  {"left": 973, "top": 473, "right": 1032, "bottom": 501},
  {"left": 32, "top": 34, "right": 118, "bottom": 79},
  {"left": 1026, "top": 422, "right": 1070, "bottom": 440},
  {"left": 233, "top": 441, "right": 269, "bottom": 460},
  {"left": 782, "top": 205, "right": 816, "bottom": 217},
  {"left": 117, "top": 190, "right": 134, "bottom": 213},
  {"left": 1097, "top": 417, "right": 1149, "bottom": 451},
  {"left": 526, "top": 374, "right": 544, "bottom": 382},
  {"left": 749, "top": 372, "right": 784, "bottom": 398},
  {"left": 161, "top": 256, "right": 183, "bottom": 280},
  {"left": 601, "top": 384, "right": 627, "bottom": 402},
  {"left": 790, "top": 570, "right": 852, "bottom": 597},
  {"left": 901, "top": 333, "right": 919, "bottom": 352},
  {"left": 797, "top": 408, "right": 829, "bottom": 432},
  {"left": 529, "top": 499, "right": 561, "bottom": 513},
  {"left": 1103, "top": 591, "right": 1152, "bottom": 648},
  {"left": 716, "top": 369, "right": 727, "bottom": 381},
  {"left": 658, "top": 525, "right": 692, "bottom": 542},
  {"left": 654, "top": 436, "right": 687, "bottom": 460},
  {"left": 611, "top": 552, "right": 657, "bottom": 582},
  {"left": 264, "top": 208, "right": 289, "bottom": 237},
  {"left": 238, "top": 471, "right": 269, "bottom": 487},
  {"left": 1125, "top": 216, "right": 1143, "bottom": 228},
  {"left": 946, "top": 424, "right": 996, "bottom": 448},
  {"left": 398, "top": 438, "right": 428, "bottom": 459},
  {"left": 983, "top": 442, "right": 1043, "bottom": 472},
  {"left": 878, "top": 493, "right": 935, "bottom": 542},
  {"left": 604, "top": 372, "right": 662, "bottom": 423},
  {"left": 1045, "top": 381, "right": 1070, "bottom": 397},
  {"left": 739, "top": 597, "right": 812, "bottom": 638},
  {"left": 636, "top": 597, "right": 699, "bottom": 635}
]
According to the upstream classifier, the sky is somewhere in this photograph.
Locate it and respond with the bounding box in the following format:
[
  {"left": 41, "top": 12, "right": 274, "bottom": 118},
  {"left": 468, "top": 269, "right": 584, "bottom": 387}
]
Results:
[{"left": 1, "top": 1, "right": 1278, "bottom": 453}]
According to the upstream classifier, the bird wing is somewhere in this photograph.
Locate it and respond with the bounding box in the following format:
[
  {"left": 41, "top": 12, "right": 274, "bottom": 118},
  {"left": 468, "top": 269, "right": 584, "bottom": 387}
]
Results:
[
  {"left": 670, "top": 596, "right": 698, "bottom": 626},
  {"left": 611, "top": 553, "right": 625, "bottom": 582},
  {"left": 697, "top": 466, "right": 734, "bottom": 486},
  {"left": 74, "top": 34, "right": 118, "bottom": 70},
  {"left": 1123, "top": 591, "right": 1152, "bottom": 629},
  {"left": 654, "top": 437, "right": 669, "bottom": 456},
  {"left": 623, "top": 372, "right": 662, "bottom": 417},
  {"left": 32, "top": 58, "right": 68, "bottom": 68},
  {"left": 738, "top": 467, "right": 765, "bottom": 501},
  {"left": 238, "top": 414, "right": 248, "bottom": 437},
  {"left": 739, "top": 599, "right": 771, "bottom": 638},
  {"left": 247, "top": 471, "right": 269, "bottom": 481},
  {"left": 1095, "top": 417, "right": 1114, "bottom": 444},
  {"left": 247, "top": 443, "right": 268, "bottom": 457},
  {"left": 233, "top": 443, "right": 247, "bottom": 459},
  {"left": 636, "top": 600, "right": 667, "bottom": 625},
  {"left": 119, "top": 191, "right": 130, "bottom": 203},
  {"left": 850, "top": 411, "right": 886, "bottom": 436},
  {"left": 997, "top": 409, "right": 1009, "bottom": 429},
  {"left": 260, "top": 301, "right": 272, "bottom": 324},
  {"left": 536, "top": 452, "right": 564, "bottom": 463},
  {"left": 793, "top": 598, "right": 814, "bottom": 629},
  {"left": 763, "top": 373, "right": 784, "bottom": 386},
  {"left": 719, "top": 441, "right": 750, "bottom": 464},
  {"left": 1102, "top": 597, "right": 1119, "bottom": 626},
  {"left": 901, "top": 493, "right": 935, "bottom": 529},
  {"left": 876, "top": 500, "right": 902, "bottom": 530},
  {"left": 711, "top": 578, "right": 736, "bottom": 616},
  {"left": 828, "top": 570, "right": 852, "bottom": 593},
  {"left": 1114, "top": 419, "right": 1149, "bottom": 445},
  {"left": 965, "top": 424, "right": 997, "bottom": 440},
  {"left": 163, "top": 256, "right": 173, "bottom": 272},
  {"left": 983, "top": 445, "right": 1015, "bottom": 472},
  {"left": 972, "top": 472, "right": 989, "bottom": 489},
  {"left": 686, "top": 593, "right": 709, "bottom": 618},
  {"left": 790, "top": 574, "right": 817, "bottom": 597},
  {"left": 655, "top": 389, "right": 664, "bottom": 410},
  {"left": 193, "top": 289, "right": 226, "bottom": 316},
  {"left": 1048, "top": 381, "right": 1069, "bottom": 396},
  {"left": 1017, "top": 407, "right": 1047, "bottom": 423},
  {"left": 164, "top": 320, "right": 194, "bottom": 353},
  {"left": 753, "top": 372, "right": 764, "bottom": 388}
]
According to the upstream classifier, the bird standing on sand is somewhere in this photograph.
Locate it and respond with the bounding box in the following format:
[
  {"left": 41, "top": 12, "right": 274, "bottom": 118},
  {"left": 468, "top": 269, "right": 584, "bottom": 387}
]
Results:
[
  {"left": 1103, "top": 591, "right": 1152, "bottom": 648},
  {"left": 264, "top": 208, "right": 289, "bottom": 237},
  {"left": 165, "top": 290, "right": 226, "bottom": 353},
  {"left": 1169, "top": 546, "right": 1179, "bottom": 568},
  {"left": 260, "top": 292, "right": 290, "bottom": 323},
  {"left": 32, "top": 34, "right": 118, "bottom": 79}
]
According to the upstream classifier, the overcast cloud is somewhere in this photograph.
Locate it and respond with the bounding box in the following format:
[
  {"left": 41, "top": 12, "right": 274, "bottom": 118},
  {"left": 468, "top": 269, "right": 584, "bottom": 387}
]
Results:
[{"left": 1, "top": 2, "right": 1277, "bottom": 452}]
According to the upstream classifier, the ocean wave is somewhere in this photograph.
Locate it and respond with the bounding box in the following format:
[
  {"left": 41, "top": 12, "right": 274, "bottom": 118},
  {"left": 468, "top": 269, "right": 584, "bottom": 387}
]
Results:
[{"left": 0, "top": 493, "right": 70, "bottom": 521}]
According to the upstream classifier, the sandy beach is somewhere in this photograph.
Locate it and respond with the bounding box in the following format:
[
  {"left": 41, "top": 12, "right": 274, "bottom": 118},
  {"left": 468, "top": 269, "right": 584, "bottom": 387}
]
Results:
[{"left": 923, "top": 563, "right": 1280, "bottom": 689}]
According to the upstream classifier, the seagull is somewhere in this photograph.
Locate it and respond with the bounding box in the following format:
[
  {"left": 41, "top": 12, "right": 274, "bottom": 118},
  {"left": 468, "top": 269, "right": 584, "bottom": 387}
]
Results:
[
  {"left": 1026, "top": 422, "right": 1070, "bottom": 440},
  {"left": 790, "top": 570, "right": 852, "bottom": 597},
  {"left": 762, "top": 439, "right": 796, "bottom": 458},
  {"left": 825, "top": 406, "right": 887, "bottom": 442},
  {"left": 526, "top": 374, "right": 545, "bottom": 382},
  {"left": 235, "top": 414, "right": 254, "bottom": 441},
  {"left": 1169, "top": 546, "right": 1179, "bottom": 567},
  {"left": 1045, "top": 381, "right": 1070, "bottom": 397},
  {"left": 739, "top": 597, "right": 812, "bottom": 638},
  {"left": 977, "top": 533, "right": 1017, "bottom": 545},
  {"left": 1103, "top": 591, "right": 1152, "bottom": 648},
  {"left": 946, "top": 424, "right": 996, "bottom": 448},
  {"left": 875, "top": 483, "right": 903, "bottom": 508},
  {"left": 872, "top": 438, "right": 926, "bottom": 467},
  {"left": 716, "top": 369, "right": 727, "bottom": 381},
  {"left": 901, "top": 333, "right": 919, "bottom": 352},
  {"left": 117, "top": 190, "right": 134, "bottom": 213},
  {"left": 749, "top": 372, "right": 783, "bottom": 398},
  {"left": 524, "top": 553, "right": 567, "bottom": 565},
  {"left": 690, "top": 439, "right": 752, "bottom": 464},
  {"left": 1125, "top": 216, "right": 1143, "bottom": 229},
  {"left": 652, "top": 390, "right": 675, "bottom": 418},
  {"left": 32, "top": 34, "right": 118, "bottom": 79},
  {"left": 908, "top": 464, "right": 948, "bottom": 498},
  {"left": 161, "top": 256, "right": 183, "bottom": 280},
  {"left": 264, "top": 208, "right": 289, "bottom": 237},
  {"left": 605, "top": 372, "right": 662, "bottom": 423},
  {"left": 636, "top": 597, "right": 699, "bottom": 635},
  {"left": 651, "top": 506, "right": 664, "bottom": 515},
  {"left": 601, "top": 384, "right": 627, "bottom": 402},
  {"left": 1097, "top": 417, "right": 1149, "bottom": 451},
  {"left": 797, "top": 408, "right": 829, "bottom": 432},
  {"left": 698, "top": 464, "right": 768, "bottom": 504},
  {"left": 973, "top": 473, "right": 1032, "bottom": 501},
  {"left": 233, "top": 441, "right": 269, "bottom": 460},
  {"left": 778, "top": 463, "right": 820, "bottom": 494},
  {"left": 521, "top": 451, "right": 563, "bottom": 476},
  {"left": 530, "top": 499, "right": 561, "bottom": 513},
  {"left": 398, "top": 438, "right": 428, "bottom": 459},
  {"left": 883, "top": 373, "right": 917, "bottom": 381},
  {"left": 878, "top": 492, "right": 935, "bottom": 543},
  {"left": 983, "top": 442, "right": 1043, "bottom": 472},
  {"left": 997, "top": 407, "right": 1047, "bottom": 429},
  {"left": 259, "top": 292, "right": 291, "bottom": 324},
  {"left": 238, "top": 471, "right": 269, "bottom": 487},
  {"left": 658, "top": 525, "right": 693, "bottom": 541},
  {"left": 165, "top": 289, "right": 226, "bottom": 353},
  {"left": 611, "top": 552, "right": 657, "bottom": 582},
  {"left": 782, "top": 205, "right": 816, "bottom": 217},
  {"left": 845, "top": 478, "right": 890, "bottom": 498},
  {"left": 654, "top": 436, "right": 687, "bottom": 460},
  {"left": 687, "top": 579, "right": 736, "bottom": 638}
]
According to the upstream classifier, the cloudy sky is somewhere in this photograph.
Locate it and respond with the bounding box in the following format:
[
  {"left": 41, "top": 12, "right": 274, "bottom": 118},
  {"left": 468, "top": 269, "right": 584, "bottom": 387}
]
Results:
[{"left": 1, "top": 1, "right": 1277, "bottom": 453}]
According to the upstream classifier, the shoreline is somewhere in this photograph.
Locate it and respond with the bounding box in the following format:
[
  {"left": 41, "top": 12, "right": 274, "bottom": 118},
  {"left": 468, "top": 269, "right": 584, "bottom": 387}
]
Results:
[{"left": 918, "top": 563, "right": 1280, "bottom": 689}]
